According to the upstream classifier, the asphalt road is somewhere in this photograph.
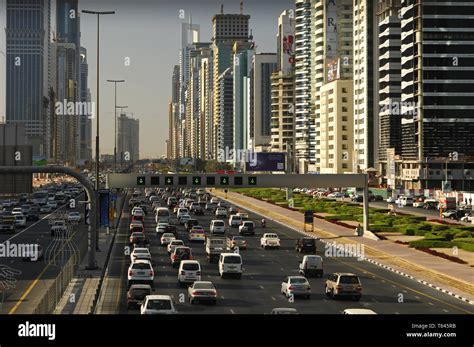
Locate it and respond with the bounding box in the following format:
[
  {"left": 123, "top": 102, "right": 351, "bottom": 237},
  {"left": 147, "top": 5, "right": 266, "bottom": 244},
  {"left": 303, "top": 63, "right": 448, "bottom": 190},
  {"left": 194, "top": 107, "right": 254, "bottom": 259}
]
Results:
[
  {"left": 109, "top": 193, "right": 474, "bottom": 315},
  {"left": 0, "top": 195, "right": 89, "bottom": 314}
]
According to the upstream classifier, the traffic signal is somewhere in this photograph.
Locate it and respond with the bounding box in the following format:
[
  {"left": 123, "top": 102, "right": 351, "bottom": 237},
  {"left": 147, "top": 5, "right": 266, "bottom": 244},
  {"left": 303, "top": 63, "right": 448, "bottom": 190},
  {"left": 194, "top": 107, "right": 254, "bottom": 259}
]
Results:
[
  {"left": 220, "top": 176, "right": 229, "bottom": 185},
  {"left": 192, "top": 176, "right": 201, "bottom": 185},
  {"left": 234, "top": 177, "right": 243, "bottom": 185},
  {"left": 150, "top": 176, "right": 160, "bottom": 185},
  {"left": 136, "top": 176, "right": 145, "bottom": 186},
  {"left": 178, "top": 176, "right": 188, "bottom": 185},
  {"left": 206, "top": 176, "right": 216, "bottom": 186},
  {"left": 165, "top": 176, "right": 174, "bottom": 185},
  {"left": 248, "top": 176, "right": 257, "bottom": 185}
]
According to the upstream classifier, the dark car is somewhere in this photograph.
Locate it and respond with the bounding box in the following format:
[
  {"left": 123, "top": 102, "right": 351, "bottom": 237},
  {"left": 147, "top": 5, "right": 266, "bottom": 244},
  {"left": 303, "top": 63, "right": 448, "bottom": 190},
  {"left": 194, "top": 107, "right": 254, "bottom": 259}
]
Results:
[
  {"left": 193, "top": 205, "right": 204, "bottom": 216},
  {"left": 185, "top": 218, "right": 199, "bottom": 232},
  {"left": 352, "top": 195, "right": 363, "bottom": 203},
  {"left": 295, "top": 238, "right": 316, "bottom": 253},
  {"left": 442, "top": 209, "right": 468, "bottom": 220},
  {"left": 165, "top": 225, "right": 178, "bottom": 237},
  {"left": 239, "top": 221, "right": 255, "bottom": 236},
  {"left": 127, "top": 284, "right": 152, "bottom": 309},
  {"left": 130, "top": 232, "right": 148, "bottom": 246}
]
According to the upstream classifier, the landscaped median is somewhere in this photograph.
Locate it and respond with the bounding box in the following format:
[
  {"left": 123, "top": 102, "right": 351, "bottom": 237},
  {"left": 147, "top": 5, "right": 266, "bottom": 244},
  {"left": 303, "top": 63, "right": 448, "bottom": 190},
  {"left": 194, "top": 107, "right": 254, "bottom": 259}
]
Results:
[
  {"left": 231, "top": 188, "right": 474, "bottom": 254},
  {"left": 211, "top": 188, "right": 474, "bottom": 299}
]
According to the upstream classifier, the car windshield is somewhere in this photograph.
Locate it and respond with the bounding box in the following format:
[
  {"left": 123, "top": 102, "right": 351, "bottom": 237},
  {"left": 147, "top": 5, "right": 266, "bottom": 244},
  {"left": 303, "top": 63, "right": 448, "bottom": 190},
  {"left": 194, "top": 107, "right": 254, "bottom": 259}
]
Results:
[
  {"left": 147, "top": 299, "right": 171, "bottom": 310},
  {"left": 290, "top": 278, "right": 308, "bottom": 284},
  {"left": 223, "top": 256, "right": 241, "bottom": 264},
  {"left": 339, "top": 276, "right": 360, "bottom": 284},
  {"left": 193, "top": 283, "right": 214, "bottom": 290},
  {"left": 182, "top": 263, "right": 200, "bottom": 271},
  {"left": 267, "top": 234, "right": 278, "bottom": 238}
]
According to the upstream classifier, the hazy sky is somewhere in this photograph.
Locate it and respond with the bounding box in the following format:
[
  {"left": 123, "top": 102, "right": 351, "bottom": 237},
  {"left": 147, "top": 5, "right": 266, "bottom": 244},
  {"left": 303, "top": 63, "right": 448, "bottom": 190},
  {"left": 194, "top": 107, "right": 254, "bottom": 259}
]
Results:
[{"left": 0, "top": 0, "right": 293, "bottom": 158}]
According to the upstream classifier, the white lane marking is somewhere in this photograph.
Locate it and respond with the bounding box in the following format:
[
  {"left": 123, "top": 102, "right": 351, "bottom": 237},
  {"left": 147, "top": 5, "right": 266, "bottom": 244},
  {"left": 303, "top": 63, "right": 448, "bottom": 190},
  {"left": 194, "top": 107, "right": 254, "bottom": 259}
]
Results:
[
  {"left": 392, "top": 285, "right": 397, "bottom": 288},
  {"left": 371, "top": 298, "right": 378, "bottom": 303},
  {"left": 271, "top": 296, "right": 276, "bottom": 301},
  {"left": 428, "top": 302, "right": 434, "bottom": 306},
  {"left": 259, "top": 285, "right": 265, "bottom": 290},
  {"left": 221, "top": 296, "right": 225, "bottom": 299},
  {"left": 394, "top": 312, "right": 400, "bottom": 315},
  {"left": 415, "top": 296, "right": 420, "bottom": 299},
  {"left": 280, "top": 268, "right": 285, "bottom": 272},
  {"left": 443, "top": 309, "right": 449, "bottom": 313},
  {"left": 230, "top": 309, "right": 235, "bottom": 314}
]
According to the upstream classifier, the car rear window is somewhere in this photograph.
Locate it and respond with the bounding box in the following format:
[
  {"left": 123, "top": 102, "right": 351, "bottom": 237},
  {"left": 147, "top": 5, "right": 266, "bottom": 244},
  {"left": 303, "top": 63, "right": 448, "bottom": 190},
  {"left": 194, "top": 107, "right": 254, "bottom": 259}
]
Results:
[
  {"left": 339, "top": 276, "right": 359, "bottom": 284},
  {"left": 147, "top": 299, "right": 171, "bottom": 310},
  {"left": 223, "top": 256, "right": 241, "bottom": 264},
  {"left": 182, "top": 263, "right": 200, "bottom": 271},
  {"left": 193, "top": 283, "right": 214, "bottom": 290},
  {"left": 214, "top": 221, "right": 224, "bottom": 226},
  {"left": 132, "top": 263, "right": 151, "bottom": 270},
  {"left": 290, "top": 278, "right": 308, "bottom": 284}
]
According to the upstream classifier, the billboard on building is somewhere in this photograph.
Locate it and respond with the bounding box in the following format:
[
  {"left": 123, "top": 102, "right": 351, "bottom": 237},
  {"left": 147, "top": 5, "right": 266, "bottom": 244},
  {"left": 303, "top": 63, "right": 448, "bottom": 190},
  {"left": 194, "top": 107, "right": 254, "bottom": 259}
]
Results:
[
  {"left": 245, "top": 152, "right": 286, "bottom": 172},
  {"left": 281, "top": 30, "right": 295, "bottom": 74},
  {"left": 327, "top": 58, "right": 341, "bottom": 82}
]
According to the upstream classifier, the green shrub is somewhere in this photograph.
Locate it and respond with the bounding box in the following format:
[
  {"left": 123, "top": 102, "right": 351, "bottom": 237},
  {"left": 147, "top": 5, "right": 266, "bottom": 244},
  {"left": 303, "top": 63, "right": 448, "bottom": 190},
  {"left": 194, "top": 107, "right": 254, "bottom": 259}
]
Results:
[{"left": 409, "top": 240, "right": 474, "bottom": 252}]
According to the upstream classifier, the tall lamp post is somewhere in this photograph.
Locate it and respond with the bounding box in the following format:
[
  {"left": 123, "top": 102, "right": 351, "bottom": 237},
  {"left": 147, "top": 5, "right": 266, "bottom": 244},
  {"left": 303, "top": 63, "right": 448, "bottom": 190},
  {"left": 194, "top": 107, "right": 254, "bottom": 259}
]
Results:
[
  {"left": 82, "top": 9, "right": 115, "bottom": 253},
  {"left": 106, "top": 79, "right": 125, "bottom": 172},
  {"left": 116, "top": 106, "right": 128, "bottom": 169},
  {"left": 0, "top": 51, "right": 5, "bottom": 123}
]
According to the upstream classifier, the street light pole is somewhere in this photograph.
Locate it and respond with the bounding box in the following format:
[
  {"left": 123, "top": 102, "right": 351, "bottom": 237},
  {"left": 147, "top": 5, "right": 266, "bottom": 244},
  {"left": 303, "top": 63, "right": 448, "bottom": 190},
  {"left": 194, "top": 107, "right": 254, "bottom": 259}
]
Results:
[
  {"left": 107, "top": 79, "right": 125, "bottom": 172},
  {"left": 82, "top": 9, "right": 115, "bottom": 251}
]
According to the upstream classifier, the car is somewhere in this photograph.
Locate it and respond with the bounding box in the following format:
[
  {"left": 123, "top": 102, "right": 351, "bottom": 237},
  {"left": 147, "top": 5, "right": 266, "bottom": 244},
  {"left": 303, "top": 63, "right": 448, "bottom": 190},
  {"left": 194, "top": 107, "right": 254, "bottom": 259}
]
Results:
[
  {"left": 227, "top": 236, "right": 247, "bottom": 250},
  {"left": 130, "top": 247, "right": 152, "bottom": 263},
  {"left": 129, "top": 221, "right": 144, "bottom": 234},
  {"left": 215, "top": 207, "right": 227, "bottom": 218},
  {"left": 129, "top": 284, "right": 155, "bottom": 308},
  {"left": 160, "top": 233, "right": 176, "bottom": 246},
  {"left": 22, "top": 244, "right": 43, "bottom": 262},
  {"left": 167, "top": 240, "right": 185, "bottom": 254},
  {"left": 178, "top": 260, "right": 201, "bottom": 286},
  {"left": 176, "top": 208, "right": 189, "bottom": 219},
  {"left": 46, "top": 201, "right": 58, "bottom": 209},
  {"left": 442, "top": 210, "right": 466, "bottom": 220},
  {"left": 40, "top": 205, "right": 53, "bottom": 214},
  {"left": 299, "top": 255, "right": 323, "bottom": 278},
  {"left": 67, "top": 212, "right": 81, "bottom": 223},
  {"left": 189, "top": 227, "right": 206, "bottom": 242},
  {"left": 461, "top": 214, "right": 472, "bottom": 223},
  {"left": 228, "top": 215, "right": 242, "bottom": 227},
  {"left": 171, "top": 246, "right": 192, "bottom": 267},
  {"left": 342, "top": 308, "right": 377, "bottom": 315},
  {"left": 140, "top": 295, "right": 177, "bottom": 315},
  {"left": 14, "top": 214, "right": 27, "bottom": 228},
  {"left": 155, "top": 207, "right": 171, "bottom": 224},
  {"left": 210, "top": 220, "right": 226, "bottom": 235},
  {"left": 155, "top": 223, "right": 168, "bottom": 235},
  {"left": 184, "top": 218, "right": 199, "bottom": 232},
  {"left": 127, "top": 260, "right": 154, "bottom": 288},
  {"left": 210, "top": 197, "right": 219, "bottom": 204},
  {"left": 188, "top": 281, "right": 217, "bottom": 305},
  {"left": 218, "top": 253, "right": 242, "bottom": 279},
  {"left": 205, "top": 203, "right": 216, "bottom": 211},
  {"left": 295, "top": 238, "right": 316, "bottom": 253},
  {"left": 281, "top": 276, "right": 311, "bottom": 299},
  {"left": 11, "top": 207, "right": 23, "bottom": 216},
  {"left": 260, "top": 233, "right": 281, "bottom": 249},
  {"left": 130, "top": 232, "right": 148, "bottom": 246},
  {"left": 192, "top": 205, "right": 204, "bottom": 215},
  {"left": 271, "top": 308, "right": 298, "bottom": 315},
  {"left": 325, "top": 273, "right": 362, "bottom": 301},
  {"left": 238, "top": 221, "right": 255, "bottom": 236},
  {"left": 178, "top": 214, "right": 191, "bottom": 225}
]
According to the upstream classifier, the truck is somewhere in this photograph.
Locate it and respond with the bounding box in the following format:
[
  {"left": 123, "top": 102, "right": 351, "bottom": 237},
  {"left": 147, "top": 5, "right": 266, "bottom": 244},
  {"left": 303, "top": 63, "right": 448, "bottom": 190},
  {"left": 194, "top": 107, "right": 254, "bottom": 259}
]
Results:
[
  {"left": 0, "top": 216, "right": 16, "bottom": 234},
  {"left": 438, "top": 197, "right": 457, "bottom": 211},
  {"left": 205, "top": 237, "right": 227, "bottom": 263}
]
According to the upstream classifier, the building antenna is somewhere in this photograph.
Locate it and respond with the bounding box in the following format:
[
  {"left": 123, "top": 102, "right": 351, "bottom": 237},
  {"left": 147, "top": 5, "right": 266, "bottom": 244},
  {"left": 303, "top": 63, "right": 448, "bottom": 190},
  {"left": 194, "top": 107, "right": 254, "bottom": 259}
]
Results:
[
  {"left": 221, "top": 4, "right": 224, "bottom": 14},
  {"left": 240, "top": 0, "right": 243, "bottom": 14}
]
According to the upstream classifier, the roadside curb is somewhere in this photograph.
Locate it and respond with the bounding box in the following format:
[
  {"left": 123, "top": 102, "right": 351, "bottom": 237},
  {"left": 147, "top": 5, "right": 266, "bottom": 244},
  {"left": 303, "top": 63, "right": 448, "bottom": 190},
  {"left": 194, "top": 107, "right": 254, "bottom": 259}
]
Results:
[{"left": 213, "top": 190, "right": 474, "bottom": 306}]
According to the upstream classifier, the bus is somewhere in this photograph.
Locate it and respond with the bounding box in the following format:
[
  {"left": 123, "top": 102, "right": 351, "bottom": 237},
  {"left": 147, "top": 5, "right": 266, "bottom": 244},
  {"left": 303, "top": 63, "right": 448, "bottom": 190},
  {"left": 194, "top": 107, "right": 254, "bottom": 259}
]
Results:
[{"left": 32, "top": 191, "right": 48, "bottom": 205}]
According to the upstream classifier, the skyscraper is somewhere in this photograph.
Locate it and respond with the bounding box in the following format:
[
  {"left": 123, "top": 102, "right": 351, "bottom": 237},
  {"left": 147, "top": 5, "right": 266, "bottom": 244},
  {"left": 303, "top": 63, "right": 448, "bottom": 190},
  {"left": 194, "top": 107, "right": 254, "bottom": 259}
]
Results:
[
  {"left": 79, "top": 46, "right": 92, "bottom": 163},
  {"left": 6, "top": 0, "right": 51, "bottom": 157},
  {"left": 353, "top": 0, "right": 379, "bottom": 172},
  {"left": 294, "top": 0, "right": 312, "bottom": 173},
  {"left": 399, "top": 0, "right": 474, "bottom": 191},
  {"left": 118, "top": 113, "right": 139, "bottom": 165},
  {"left": 216, "top": 67, "right": 233, "bottom": 156},
  {"left": 212, "top": 3, "right": 251, "bottom": 159}
]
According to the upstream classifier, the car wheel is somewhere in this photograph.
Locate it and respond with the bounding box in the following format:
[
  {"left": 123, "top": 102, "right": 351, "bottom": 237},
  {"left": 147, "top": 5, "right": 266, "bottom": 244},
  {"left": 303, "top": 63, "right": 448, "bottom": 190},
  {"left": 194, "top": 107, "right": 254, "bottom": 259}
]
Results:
[
  {"left": 189, "top": 298, "right": 194, "bottom": 304},
  {"left": 325, "top": 286, "right": 330, "bottom": 296},
  {"left": 306, "top": 294, "right": 311, "bottom": 300}
]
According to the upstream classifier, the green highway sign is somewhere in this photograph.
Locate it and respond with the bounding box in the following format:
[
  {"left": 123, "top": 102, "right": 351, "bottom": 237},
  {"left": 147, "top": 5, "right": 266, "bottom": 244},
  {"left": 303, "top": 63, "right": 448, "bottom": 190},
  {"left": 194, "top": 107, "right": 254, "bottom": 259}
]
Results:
[
  {"left": 137, "top": 176, "right": 145, "bottom": 186},
  {"left": 165, "top": 176, "right": 174, "bottom": 185},
  {"left": 192, "top": 176, "right": 201, "bottom": 185},
  {"left": 220, "top": 176, "right": 229, "bottom": 185},
  {"left": 248, "top": 176, "right": 257, "bottom": 185}
]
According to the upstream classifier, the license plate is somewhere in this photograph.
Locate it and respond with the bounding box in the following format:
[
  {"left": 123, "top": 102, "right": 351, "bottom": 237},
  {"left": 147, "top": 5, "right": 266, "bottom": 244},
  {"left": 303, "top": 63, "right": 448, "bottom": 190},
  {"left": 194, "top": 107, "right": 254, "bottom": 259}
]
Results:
[{"left": 137, "top": 271, "right": 145, "bottom": 275}]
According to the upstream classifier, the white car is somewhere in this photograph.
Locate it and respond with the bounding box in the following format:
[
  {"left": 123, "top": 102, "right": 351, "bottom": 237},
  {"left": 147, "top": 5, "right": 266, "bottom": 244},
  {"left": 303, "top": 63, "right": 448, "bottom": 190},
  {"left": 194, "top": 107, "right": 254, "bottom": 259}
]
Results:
[
  {"left": 40, "top": 205, "right": 53, "bottom": 214},
  {"left": 281, "top": 276, "right": 311, "bottom": 299},
  {"left": 189, "top": 228, "right": 206, "bottom": 242},
  {"left": 342, "top": 308, "right": 377, "bottom": 315},
  {"left": 14, "top": 214, "right": 27, "bottom": 228},
  {"left": 386, "top": 197, "right": 396, "bottom": 203},
  {"left": 127, "top": 260, "right": 154, "bottom": 288},
  {"left": 260, "top": 233, "right": 281, "bottom": 249},
  {"left": 160, "top": 233, "right": 176, "bottom": 246},
  {"left": 11, "top": 207, "right": 23, "bottom": 216},
  {"left": 215, "top": 207, "right": 227, "bottom": 218},
  {"left": 228, "top": 215, "right": 242, "bottom": 227},
  {"left": 46, "top": 201, "right": 58, "bottom": 209},
  {"left": 176, "top": 208, "right": 189, "bottom": 219},
  {"left": 155, "top": 223, "right": 169, "bottom": 234},
  {"left": 167, "top": 240, "right": 185, "bottom": 254},
  {"left": 210, "top": 197, "right": 219, "bottom": 204},
  {"left": 210, "top": 220, "right": 225, "bottom": 234},
  {"left": 67, "top": 212, "right": 81, "bottom": 223},
  {"left": 218, "top": 253, "right": 242, "bottom": 279},
  {"left": 178, "top": 214, "right": 191, "bottom": 225},
  {"left": 131, "top": 207, "right": 145, "bottom": 217},
  {"left": 188, "top": 281, "right": 217, "bottom": 305},
  {"left": 178, "top": 260, "right": 201, "bottom": 286},
  {"left": 130, "top": 247, "right": 152, "bottom": 263},
  {"left": 140, "top": 295, "right": 177, "bottom": 315}
]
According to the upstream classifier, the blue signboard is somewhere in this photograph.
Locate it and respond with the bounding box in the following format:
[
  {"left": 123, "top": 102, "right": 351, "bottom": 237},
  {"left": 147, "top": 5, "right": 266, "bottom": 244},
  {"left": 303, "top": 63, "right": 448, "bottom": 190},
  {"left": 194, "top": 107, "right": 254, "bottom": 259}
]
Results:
[
  {"left": 246, "top": 152, "right": 286, "bottom": 172},
  {"left": 99, "top": 190, "right": 110, "bottom": 227}
]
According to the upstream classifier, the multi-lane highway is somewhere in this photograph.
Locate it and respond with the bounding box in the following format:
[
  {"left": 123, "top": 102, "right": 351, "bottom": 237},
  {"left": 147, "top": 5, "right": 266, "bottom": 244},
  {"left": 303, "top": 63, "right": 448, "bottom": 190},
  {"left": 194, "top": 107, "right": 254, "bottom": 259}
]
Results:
[
  {"left": 99, "top": 190, "right": 474, "bottom": 314},
  {"left": 0, "top": 194, "right": 88, "bottom": 314}
]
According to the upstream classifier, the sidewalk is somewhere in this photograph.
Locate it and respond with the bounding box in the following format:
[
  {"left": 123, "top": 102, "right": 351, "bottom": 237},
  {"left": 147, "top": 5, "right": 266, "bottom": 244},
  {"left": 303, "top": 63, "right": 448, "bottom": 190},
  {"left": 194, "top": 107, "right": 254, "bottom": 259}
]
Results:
[
  {"left": 213, "top": 190, "right": 474, "bottom": 301},
  {"left": 54, "top": 192, "right": 126, "bottom": 314}
]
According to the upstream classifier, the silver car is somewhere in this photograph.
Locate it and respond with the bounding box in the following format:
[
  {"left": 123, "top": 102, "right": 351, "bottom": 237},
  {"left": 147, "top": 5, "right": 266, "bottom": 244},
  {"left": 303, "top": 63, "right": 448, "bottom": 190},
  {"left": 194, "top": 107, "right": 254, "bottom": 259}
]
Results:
[{"left": 281, "top": 276, "right": 311, "bottom": 299}]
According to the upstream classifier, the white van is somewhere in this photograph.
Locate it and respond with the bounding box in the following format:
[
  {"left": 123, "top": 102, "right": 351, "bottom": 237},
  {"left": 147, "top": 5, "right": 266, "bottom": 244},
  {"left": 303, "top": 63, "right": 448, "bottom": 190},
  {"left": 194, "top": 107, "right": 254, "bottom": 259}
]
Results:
[
  {"left": 228, "top": 215, "right": 242, "bottom": 227},
  {"left": 399, "top": 196, "right": 414, "bottom": 206},
  {"left": 155, "top": 208, "right": 170, "bottom": 223},
  {"left": 218, "top": 253, "right": 243, "bottom": 279},
  {"left": 178, "top": 260, "right": 201, "bottom": 286},
  {"left": 299, "top": 255, "right": 323, "bottom": 278}
]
